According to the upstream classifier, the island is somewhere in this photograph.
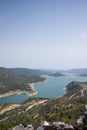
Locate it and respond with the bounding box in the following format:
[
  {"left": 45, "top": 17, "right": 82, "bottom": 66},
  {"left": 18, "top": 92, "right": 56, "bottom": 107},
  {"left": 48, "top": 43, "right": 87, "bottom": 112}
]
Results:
[{"left": 48, "top": 72, "right": 65, "bottom": 77}]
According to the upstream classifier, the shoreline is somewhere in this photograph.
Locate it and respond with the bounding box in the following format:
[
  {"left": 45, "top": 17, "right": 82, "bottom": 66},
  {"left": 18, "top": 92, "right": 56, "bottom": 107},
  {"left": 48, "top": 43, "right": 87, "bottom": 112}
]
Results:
[{"left": 0, "top": 80, "right": 46, "bottom": 99}]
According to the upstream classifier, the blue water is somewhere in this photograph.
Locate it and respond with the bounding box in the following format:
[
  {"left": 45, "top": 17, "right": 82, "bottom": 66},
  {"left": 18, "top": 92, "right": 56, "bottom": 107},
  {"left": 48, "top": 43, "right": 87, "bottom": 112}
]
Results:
[{"left": 0, "top": 74, "right": 87, "bottom": 104}]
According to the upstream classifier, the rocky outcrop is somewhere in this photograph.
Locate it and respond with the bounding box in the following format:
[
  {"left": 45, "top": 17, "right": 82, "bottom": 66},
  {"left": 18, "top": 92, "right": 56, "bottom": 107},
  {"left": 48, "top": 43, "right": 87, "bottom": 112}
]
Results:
[
  {"left": 74, "top": 105, "right": 87, "bottom": 130},
  {"left": 8, "top": 105, "right": 87, "bottom": 130},
  {"left": 8, "top": 124, "right": 34, "bottom": 130},
  {"left": 36, "top": 121, "right": 74, "bottom": 130}
]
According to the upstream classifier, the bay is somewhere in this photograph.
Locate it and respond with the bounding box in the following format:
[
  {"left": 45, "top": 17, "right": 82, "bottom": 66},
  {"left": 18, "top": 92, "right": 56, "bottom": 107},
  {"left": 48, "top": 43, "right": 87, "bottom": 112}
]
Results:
[{"left": 0, "top": 74, "right": 87, "bottom": 104}]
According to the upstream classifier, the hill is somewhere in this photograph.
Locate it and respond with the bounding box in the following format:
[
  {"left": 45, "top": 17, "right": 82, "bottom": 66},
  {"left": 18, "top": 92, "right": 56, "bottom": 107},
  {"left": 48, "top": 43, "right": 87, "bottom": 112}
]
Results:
[
  {"left": 0, "top": 67, "right": 46, "bottom": 94},
  {"left": 10, "top": 68, "right": 48, "bottom": 76}
]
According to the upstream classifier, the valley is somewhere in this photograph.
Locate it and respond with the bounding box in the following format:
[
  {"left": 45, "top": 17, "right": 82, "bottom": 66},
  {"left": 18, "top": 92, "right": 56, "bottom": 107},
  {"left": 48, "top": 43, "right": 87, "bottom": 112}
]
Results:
[
  {"left": 0, "top": 67, "right": 87, "bottom": 129},
  {"left": 0, "top": 80, "right": 87, "bottom": 129}
]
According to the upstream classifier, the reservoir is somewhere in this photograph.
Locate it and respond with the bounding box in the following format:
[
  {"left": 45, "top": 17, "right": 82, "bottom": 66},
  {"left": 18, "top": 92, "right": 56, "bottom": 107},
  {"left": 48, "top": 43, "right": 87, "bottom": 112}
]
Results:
[{"left": 0, "top": 74, "right": 87, "bottom": 104}]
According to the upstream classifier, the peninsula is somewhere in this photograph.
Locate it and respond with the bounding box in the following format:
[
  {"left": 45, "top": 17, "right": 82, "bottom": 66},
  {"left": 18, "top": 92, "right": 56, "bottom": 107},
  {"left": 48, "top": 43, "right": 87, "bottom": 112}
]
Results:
[
  {"left": 0, "top": 83, "right": 37, "bottom": 98},
  {"left": 0, "top": 67, "right": 46, "bottom": 97}
]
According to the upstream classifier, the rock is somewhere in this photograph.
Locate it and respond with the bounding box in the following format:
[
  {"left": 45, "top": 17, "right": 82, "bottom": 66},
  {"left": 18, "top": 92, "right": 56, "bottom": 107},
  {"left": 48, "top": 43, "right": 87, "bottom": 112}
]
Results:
[
  {"left": 36, "top": 121, "right": 50, "bottom": 130},
  {"left": 36, "top": 121, "right": 74, "bottom": 130},
  {"left": 8, "top": 124, "right": 25, "bottom": 130},
  {"left": 8, "top": 105, "right": 87, "bottom": 130},
  {"left": 75, "top": 105, "right": 87, "bottom": 130},
  {"left": 53, "top": 122, "right": 74, "bottom": 130},
  {"left": 36, "top": 126, "right": 44, "bottom": 130},
  {"left": 76, "top": 116, "right": 83, "bottom": 125},
  {"left": 8, "top": 124, "right": 34, "bottom": 130},
  {"left": 25, "top": 125, "right": 34, "bottom": 130}
]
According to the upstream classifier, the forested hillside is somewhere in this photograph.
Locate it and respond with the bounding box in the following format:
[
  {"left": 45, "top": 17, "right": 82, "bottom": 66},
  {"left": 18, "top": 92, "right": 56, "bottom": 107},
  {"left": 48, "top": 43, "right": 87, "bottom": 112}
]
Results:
[
  {"left": 10, "top": 68, "right": 47, "bottom": 76},
  {"left": 0, "top": 67, "right": 46, "bottom": 94}
]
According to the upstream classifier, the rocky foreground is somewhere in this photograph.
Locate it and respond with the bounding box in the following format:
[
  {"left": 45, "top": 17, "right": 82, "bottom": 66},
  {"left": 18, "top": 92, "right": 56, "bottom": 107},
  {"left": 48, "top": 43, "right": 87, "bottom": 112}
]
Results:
[{"left": 8, "top": 105, "right": 87, "bottom": 130}]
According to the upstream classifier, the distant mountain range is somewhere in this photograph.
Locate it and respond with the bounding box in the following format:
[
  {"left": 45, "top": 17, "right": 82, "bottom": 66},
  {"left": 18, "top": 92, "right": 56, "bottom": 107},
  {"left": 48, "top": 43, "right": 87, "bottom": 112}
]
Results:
[
  {"left": 41, "top": 68, "right": 87, "bottom": 75},
  {"left": 66, "top": 68, "right": 87, "bottom": 74}
]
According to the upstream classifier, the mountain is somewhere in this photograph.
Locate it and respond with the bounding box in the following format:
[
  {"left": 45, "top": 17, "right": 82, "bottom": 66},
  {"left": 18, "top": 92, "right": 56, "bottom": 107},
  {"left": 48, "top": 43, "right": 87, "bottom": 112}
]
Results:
[
  {"left": 66, "top": 68, "right": 87, "bottom": 74},
  {"left": 0, "top": 81, "right": 87, "bottom": 129}
]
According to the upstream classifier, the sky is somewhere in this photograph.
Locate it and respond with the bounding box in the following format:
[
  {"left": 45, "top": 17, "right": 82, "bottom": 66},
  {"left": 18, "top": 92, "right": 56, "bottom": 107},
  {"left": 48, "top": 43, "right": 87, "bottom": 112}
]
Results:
[{"left": 0, "top": 0, "right": 87, "bottom": 70}]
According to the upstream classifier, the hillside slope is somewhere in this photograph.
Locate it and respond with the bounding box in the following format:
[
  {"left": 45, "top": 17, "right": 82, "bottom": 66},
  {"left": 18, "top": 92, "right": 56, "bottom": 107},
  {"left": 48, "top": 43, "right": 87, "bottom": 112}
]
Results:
[
  {"left": 10, "top": 68, "right": 48, "bottom": 76},
  {"left": 0, "top": 81, "right": 87, "bottom": 129},
  {"left": 0, "top": 67, "right": 46, "bottom": 94}
]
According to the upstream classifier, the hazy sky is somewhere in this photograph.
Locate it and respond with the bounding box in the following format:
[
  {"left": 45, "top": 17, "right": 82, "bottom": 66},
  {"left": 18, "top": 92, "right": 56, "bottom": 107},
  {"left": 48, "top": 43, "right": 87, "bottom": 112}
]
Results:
[{"left": 0, "top": 0, "right": 87, "bottom": 70}]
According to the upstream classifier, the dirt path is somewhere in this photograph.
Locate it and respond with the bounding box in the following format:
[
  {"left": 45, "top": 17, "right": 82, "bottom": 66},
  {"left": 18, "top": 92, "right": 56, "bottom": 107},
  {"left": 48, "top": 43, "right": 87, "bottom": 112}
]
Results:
[
  {"left": 0, "top": 104, "right": 21, "bottom": 115},
  {"left": 26, "top": 100, "right": 48, "bottom": 111},
  {"left": 68, "top": 84, "right": 87, "bottom": 100}
]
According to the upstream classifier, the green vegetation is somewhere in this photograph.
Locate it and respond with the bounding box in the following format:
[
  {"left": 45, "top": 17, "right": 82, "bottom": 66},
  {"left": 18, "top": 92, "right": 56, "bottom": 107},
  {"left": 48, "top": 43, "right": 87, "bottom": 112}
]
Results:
[
  {"left": 0, "top": 96, "right": 87, "bottom": 129},
  {"left": 0, "top": 67, "right": 46, "bottom": 94},
  {"left": 65, "top": 81, "right": 87, "bottom": 97},
  {"left": 0, "top": 71, "right": 87, "bottom": 130},
  {"left": 0, "top": 81, "right": 87, "bottom": 129},
  {"left": 10, "top": 68, "right": 48, "bottom": 76}
]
